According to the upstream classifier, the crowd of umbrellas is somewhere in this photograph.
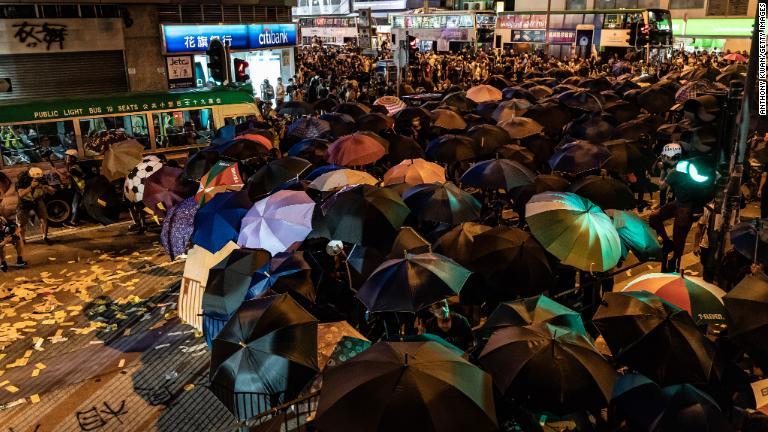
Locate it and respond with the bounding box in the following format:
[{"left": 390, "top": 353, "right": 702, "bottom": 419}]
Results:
[{"left": 79, "top": 59, "right": 768, "bottom": 431}]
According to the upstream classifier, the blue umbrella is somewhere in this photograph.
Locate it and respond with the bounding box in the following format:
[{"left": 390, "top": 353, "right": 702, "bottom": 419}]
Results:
[
  {"left": 212, "top": 124, "right": 236, "bottom": 146},
  {"left": 305, "top": 164, "right": 344, "bottom": 181},
  {"left": 192, "top": 190, "right": 251, "bottom": 253},
  {"left": 161, "top": 196, "right": 197, "bottom": 260}
]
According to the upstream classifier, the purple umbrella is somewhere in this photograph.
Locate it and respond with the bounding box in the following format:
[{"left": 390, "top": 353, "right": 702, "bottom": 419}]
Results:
[
  {"left": 161, "top": 197, "right": 198, "bottom": 259},
  {"left": 237, "top": 190, "right": 315, "bottom": 255},
  {"left": 142, "top": 166, "right": 198, "bottom": 218}
]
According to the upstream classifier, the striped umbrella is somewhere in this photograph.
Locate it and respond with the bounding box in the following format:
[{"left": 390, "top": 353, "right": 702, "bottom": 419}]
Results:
[
  {"left": 195, "top": 160, "right": 245, "bottom": 207},
  {"left": 622, "top": 273, "right": 726, "bottom": 325},
  {"left": 382, "top": 158, "right": 446, "bottom": 186},
  {"left": 526, "top": 192, "right": 621, "bottom": 272},
  {"left": 287, "top": 117, "right": 331, "bottom": 139},
  {"left": 374, "top": 96, "right": 406, "bottom": 115}
]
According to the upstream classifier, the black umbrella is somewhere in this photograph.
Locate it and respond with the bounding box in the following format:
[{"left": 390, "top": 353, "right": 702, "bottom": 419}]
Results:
[
  {"left": 479, "top": 323, "right": 617, "bottom": 414},
  {"left": 279, "top": 100, "right": 314, "bottom": 116},
  {"left": 203, "top": 248, "right": 272, "bottom": 317},
  {"left": 496, "top": 144, "right": 537, "bottom": 170},
  {"left": 593, "top": 291, "right": 718, "bottom": 385},
  {"left": 319, "top": 112, "right": 357, "bottom": 138},
  {"left": 511, "top": 174, "right": 571, "bottom": 214},
  {"left": 335, "top": 102, "right": 370, "bottom": 120},
  {"left": 565, "top": 114, "right": 616, "bottom": 143},
  {"left": 568, "top": 175, "right": 637, "bottom": 210},
  {"left": 315, "top": 341, "right": 498, "bottom": 432},
  {"left": 314, "top": 97, "right": 338, "bottom": 114},
  {"left": 724, "top": 273, "right": 768, "bottom": 369},
  {"left": 432, "top": 222, "right": 492, "bottom": 266},
  {"left": 637, "top": 84, "right": 677, "bottom": 113},
  {"left": 83, "top": 175, "right": 123, "bottom": 225},
  {"left": 357, "top": 252, "right": 471, "bottom": 313},
  {"left": 246, "top": 156, "right": 312, "bottom": 200},
  {"left": 464, "top": 226, "right": 553, "bottom": 299},
  {"left": 484, "top": 75, "right": 512, "bottom": 90},
  {"left": 612, "top": 117, "right": 659, "bottom": 141},
  {"left": 387, "top": 226, "right": 431, "bottom": 258},
  {"left": 528, "top": 85, "right": 555, "bottom": 100},
  {"left": 728, "top": 221, "right": 768, "bottom": 266},
  {"left": 521, "top": 134, "right": 558, "bottom": 167},
  {"left": 604, "top": 100, "right": 642, "bottom": 124},
  {"left": 498, "top": 117, "right": 544, "bottom": 140},
  {"left": 579, "top": 76, "right": 613, "bottom": 92},
  {"left": 502, "top": 86, "right": 537, "bottom": 103},
  {"left": 209, "top": 294, "right": 319, "bottom": 420},
  {"left": 652, "top": 384, "right": 733, "bottom": 432},
  {"left": 483, "top": 294, "right": 587, "bottom": 338},
  {"left": 394, "top": 106, "right": 431, "bottom": 124},
  {"left": 287, "top": 138, "right": 330, "bottom": 165},
  {"left": 465, "top": 124, "right": 511, "bottom": 156},
  {"left": 183, "top": 149, "right": 221, "bottom": 181},
  {"left": 382, "top": 132, "right": 425, "bottom": 163},
  {"left": 403, "top": 182, "right": 481, "bottom": 224},
  {"left": 310, "top": 184, "right": 410, "bottom": 251},
  {"left": 425, "top": 135, "right": 477, "bottom": 163},
  {"left": 460, "top": 158, "right": 535, "bottom": 191},
  {"left": 609, "top": 373, "right": 665, "bottom": 431},
  {"left": 523, "top": 102, "right": 573, "bottom": 136},
  {"left": 266, "top": 250, "right": 317, "bottom": 305},
  {"left": 558, "top": 89, "right": 604, "bottom": 112},
  {"left": 442, "top": 91, "right": 477, "bottom": 113},
  {"left": 602, "top": 139, "right": 653, "bottom": 175},
  {"left": 549, "top": 141, "right": 611, "bottom": 175},
  {"left": 357, "top": 112, "right": 394, "bottom": 134},
  {"left": 613, "top": 79, "right": 641, "bottom": 95}
]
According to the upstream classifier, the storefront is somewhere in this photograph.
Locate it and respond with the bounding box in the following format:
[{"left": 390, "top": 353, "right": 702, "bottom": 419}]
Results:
[
  {"left": 671, "top": 18, "right": 754, "bottom": 53},
  {"left": 161, "top": 23, "right": 297, "bottom": 96},
  {"left": 0, "top": 18, "right": 127, "bottom": 103}
]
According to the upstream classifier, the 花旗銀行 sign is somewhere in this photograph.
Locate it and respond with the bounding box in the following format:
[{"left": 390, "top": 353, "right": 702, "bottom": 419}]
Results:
[{"left": 163, "top": 24, "right": 297, "bottom": 54}]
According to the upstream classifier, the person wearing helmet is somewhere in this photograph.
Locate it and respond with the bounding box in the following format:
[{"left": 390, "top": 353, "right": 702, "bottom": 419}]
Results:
[
  {"left": 658, "top": 143, "right": 683, "bottom": 207},
  {"left": 16, "top": 166, "right": 55, "bottom": 245},
  {"left": 60, "top": 149, "right": 86, "bottom": 227}
]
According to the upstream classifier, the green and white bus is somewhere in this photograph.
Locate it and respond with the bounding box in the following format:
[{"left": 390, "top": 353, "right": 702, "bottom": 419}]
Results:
[{"left": 0, "top": 85, "right": 260, "bottom": 174}]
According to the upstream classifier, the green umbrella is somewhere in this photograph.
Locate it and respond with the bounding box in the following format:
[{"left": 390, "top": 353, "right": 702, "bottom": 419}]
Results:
[
  {"left": 525, "top": 192, "right": 621, "bottom": 272},
  {"left": 607, "top": 209, "right": 662, "bottom": 261}
]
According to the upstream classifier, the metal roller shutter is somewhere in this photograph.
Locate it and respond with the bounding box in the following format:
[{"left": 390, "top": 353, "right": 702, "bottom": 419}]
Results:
[{"left": 0, "top": 50, "right": 128, "bottom": 102}]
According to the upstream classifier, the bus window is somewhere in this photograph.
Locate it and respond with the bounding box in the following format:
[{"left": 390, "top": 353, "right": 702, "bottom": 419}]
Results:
[
  {"left": 0, "top": 120, "right": 75, "bottom": 166},
  {"left": 152, "top": 108, "right": 213, "bottom": 148},
  {"left": 80, "top": 114, "right": 150, "bottom": 155}
]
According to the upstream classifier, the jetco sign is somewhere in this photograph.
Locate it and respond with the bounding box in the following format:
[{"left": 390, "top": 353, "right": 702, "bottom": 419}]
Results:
[{"left": 162, "top": 23, "right": 297, "bottom": 54}]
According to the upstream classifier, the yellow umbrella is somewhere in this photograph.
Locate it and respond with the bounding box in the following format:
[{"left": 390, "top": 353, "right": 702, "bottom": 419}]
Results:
[
  {"left": 382, "top": 158, "right": 446, "bottom": 186},
  {"left": 309, "top": 168, "right": 378, "bottom": 192},
  {"left": 467, "top": 84, "right": 503, "bottom": 103}
]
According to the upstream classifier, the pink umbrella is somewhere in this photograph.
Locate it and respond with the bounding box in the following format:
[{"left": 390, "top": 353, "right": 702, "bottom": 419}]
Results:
[
  {"left": 723, "top": 53, "right": 747, "bottom": 63},
  {"left": 237, "top": 190, "right": 315, "bottom": 255},
  {"left": 326, "top": 133, "right": 386, "bottom": 167}
]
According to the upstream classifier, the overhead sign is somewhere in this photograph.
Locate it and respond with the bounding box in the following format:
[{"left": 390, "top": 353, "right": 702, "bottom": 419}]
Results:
[
  {"left": 511, "top": 30, "right": 546, "bottom": 43},
  {"left": 166, "top": 56, "right": 195, "bottom": 89},
  {"left": 671, "top": 18, "right": 754, "bottom": 37},
  {"left": 496, "top": 14, "right": 547, "bottom": 30},
  {"left": 0, "top": 18, "right": 124, "bottom": 55},
  {"left": 600, "top": 28, "right": 630, "bottom": 47},
  {"left": 548, "top": 29, "right": 576, "bottom": 45},
  {"left": 358, "top": 8, "right": 373, "bottom": 49},
  {"left": 293, "top": 0, "right": 350, "bottom": 17},
  {"left": 162, "top": 24, "right": 297, "bottom": 54}
]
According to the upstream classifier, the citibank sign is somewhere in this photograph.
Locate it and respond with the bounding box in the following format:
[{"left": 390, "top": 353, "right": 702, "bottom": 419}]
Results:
[{"left": 162, "top": 23, "right": 297, "bottom": 54}]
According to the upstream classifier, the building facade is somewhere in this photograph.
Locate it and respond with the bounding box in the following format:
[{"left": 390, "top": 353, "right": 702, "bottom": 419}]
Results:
[{"left": 0, "top": 1, "right": 296, "bottom": 102}]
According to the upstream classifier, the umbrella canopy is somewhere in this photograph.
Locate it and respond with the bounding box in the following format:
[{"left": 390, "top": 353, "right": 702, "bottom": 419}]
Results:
[
  {"left": 316, "top": 341, "right": 497, "bottom": 432},
  {"left": 593, "top": 291, "right": 718, "bottom": 385},
  {"left": 565, "top": 114, "right": 615, "bottom": 143},
  {"left": 675, "top": 80, "right": 724, "bottom": 104},
  {"left": 502, "top": 86, "right": 536, "bottom": 102},
  {"left": 523, "top": 102, "right": 573, "bottom": 136},
  {"left": 335, "top": 101, "right": 371, "bottom": 120},
  {"left": 433, "top": 222, "right": 492, "bottom": 266},
  {"left": 622, "top": 273, "right": 726, "bottom": 325},
  {"left": 485, "top": 75, "right": 512, "bottom": 90},
  {"left": 210, "top": 294, "right": 319, "bottom": 419},
  {"left": 467, "top": 84, "right": 503, "bottom": 103},
  {"left": 183, "top": 149, "right": 221, "bottom": 182},
  {"left": 604, "top": 100, "right": 643, "bottom": 123},
  {"left": 326, "top": 133, "right": 386, "bottom": 166},
  {"left": 161, "top": 196, "right": 197, "bottom": 260},
  {"left": 287, "top": 138, "right": 330, "bottom": 165},
  {"left": 637, "top": 84, "right": 676, "bottom": 113},
  {"left": 308, "top": 168, "right": 378, "bottom": 192},
  {"left": 723, "top": 273, "right": 768, "bottom": 369},
  {"left": 101, "top": 139, "right": 144, "bottom": 181},
  {"left": 567, "top": 175, "right": 637, "bottom": 210},
  {"left": 498, "top": 117, "right": 544, "bottom": 139},
  {"left": 310, "top": 184, "right": 410, "bottom": 250},
  {"left": 528, "top": 85, "right": 555, "bottom": 100},
  {"left": 466, "top": 124, "right": 511, "bottom": 156},
  {"left": 320, "top": 112, "right": 357, "bottom": 137},
  {"left": 316, "top": 321, "right": 369, "bottom": 370},
  {"left": 394, "top": 106, "right": 431, "bottom": 125},
  {"left": 357, "top": 112, "right": 394, "bottom": 134},
  {"left": 387, "top": 226, "right": 431, "bottom": 258},
  {"left": 357, "top": 252, "right": 471, "bottom": 313},
  {"left": 195, "top": 160, "right": 245, "bottom": 207},
  {"left": 549, "top": 141, "right": 611, "bottom": 175},
  {"left": 238, "top": 190, "right": 315, "bottom": 255},
  {"left": 526, "top": 192, "right": 621, "bottom": 272},
  {"left": 402, "top": 182, "right": 481, "bottom": 224},
  {"left": 217, "top": 135, "right": 273, "bottom": 160},
  {"left": 441, "top": 92, "right": 477, "bottom": 112},
  {"left": 652, "top": 384, "right": 733, "bottom": 432},
  {"left": 314, "top": 98, "right": 338, "bottom": 114},
  {"left": 381, "top": 132, "right": 425, "bottom": 163},
  {"left": 479, "top": 323, "right": 616, "bottom": 414},
  {"left": 483, "top": 295, "right": 587, "bottom": 338},
  {"left": 609, "top": 373, "right": 665, "bottom": 431},
  {"left": 278, "top": 100, "right": 314, "bottom": 116},
  {"left": 729, "top": 221, "right": 768, "bottom": 266},
  {"left": 83, "top": 175, "right": 122, "bottom": 225},
  {"left": 192, "top": 190, "right": 251, "bottom": 253},
  {"left": 83, "top": 129, "right": 130, "bottom": 156},
  {"left": 606, "top": 209, "right": 662, "bottom": 261},
  {"left": 724, "top": 52, "right": 747, "bottom": 62},
  {"left": 246, "top": 156, "right": 311, "bottom": 200},
  {"left": 263, "top": 250, "right": 316, "bottom": 304},
  {"left": 602, "top": 139, "right": 653, "bottom": 175},
  {"left": 426, "top": 134, "right": 477, "bottom": 163},
  {"left": 203, "top": 248, "right": 272, "bottom": 316},
  {"left": 558, "top": 89, "right": 604, "bottom": 112},
  {"left": 382, "top": 158, "right": 445, "bottom": 186},
  {"left": 142, "top": 165, "right": 198, "bottom": 218},
  {"left": 496, "top": 144, "right": 537, "bottom": 170},
  {"left": 374, "top": 96, "right": 406, "bottom": 115},
  {"left": 431, "top": 108, "right": 468, "bottom": 130},
  {"left": 510, "top": 174, "right": 571, "bottom": 208},
  {"left": 286, "top": 117, "right": 331, "bottom": 139},
  {"left": 492, "top": 99, "right": 532, "bottom": 123},
  {"left": 463, "top": 226, "right": 554, "bottom": 298},
  {"left": 460, "top": 158, "right": 535, "bottom": 191},
  {"left": 123, "top": 156, "right": 163, "bottom": 203}
]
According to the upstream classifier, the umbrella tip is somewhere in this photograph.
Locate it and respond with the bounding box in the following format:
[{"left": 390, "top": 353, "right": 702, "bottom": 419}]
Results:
[{"left": 239, "top": 340, "right": 247, "bottom": 348}]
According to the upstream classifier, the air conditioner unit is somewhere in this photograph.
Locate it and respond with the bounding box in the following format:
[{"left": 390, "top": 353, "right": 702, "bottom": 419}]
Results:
[{"left": 463, "top": 1, "right": 486, "bottom": 10}]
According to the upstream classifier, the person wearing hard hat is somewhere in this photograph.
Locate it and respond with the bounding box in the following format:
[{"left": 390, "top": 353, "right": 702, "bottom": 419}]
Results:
[
  {"left": 657, "top": 143, "right": 684, "bottom": 207},
  {"left": 16, "top": 166, "right": 55, "bottom": 245}
]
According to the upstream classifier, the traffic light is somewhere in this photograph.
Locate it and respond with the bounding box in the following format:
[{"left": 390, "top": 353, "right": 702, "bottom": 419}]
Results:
[
  {"left": 408, "top": 35, "right": 418, "bottom": 65},
  {"left": 206, "top": 38, "right": 227, "bottom": 83},
  {"left": 234, "top": 58, "right": 249, "bottom": 83}
]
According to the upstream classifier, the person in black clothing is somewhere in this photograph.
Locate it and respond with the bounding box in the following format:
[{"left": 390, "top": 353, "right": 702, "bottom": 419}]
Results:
[
  {"left": 0, "top": 216, "right": 25, "bottom": 272},
  {"left": 423, "top": 300, "right": 474, "bottom": 352}
]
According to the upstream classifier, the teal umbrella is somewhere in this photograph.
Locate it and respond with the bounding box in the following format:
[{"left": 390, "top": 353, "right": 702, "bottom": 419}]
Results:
[
  {"left": 525, "top": 192, "right": 621, "bottom": 272},
  {"left": 607, "top": 209, "right": 662, "bottom": 261}
]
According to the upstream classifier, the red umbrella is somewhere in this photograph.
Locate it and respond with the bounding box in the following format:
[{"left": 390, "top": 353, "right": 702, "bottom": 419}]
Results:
[
  {"left": 142, "top": 166, "right": 198, "bottom": 219},
  {"left": 326, "top": 133, "right": 386, "bottom": 166},
  {"left": 724, "top": 53, "right": 747, "bottom": 62}
]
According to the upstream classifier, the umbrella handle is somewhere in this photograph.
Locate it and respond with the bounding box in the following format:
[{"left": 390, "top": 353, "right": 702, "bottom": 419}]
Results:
[{"left": 755, "top": 220, "right": 761, "bottom": 264}]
